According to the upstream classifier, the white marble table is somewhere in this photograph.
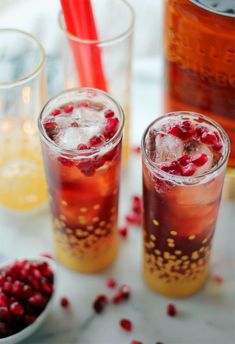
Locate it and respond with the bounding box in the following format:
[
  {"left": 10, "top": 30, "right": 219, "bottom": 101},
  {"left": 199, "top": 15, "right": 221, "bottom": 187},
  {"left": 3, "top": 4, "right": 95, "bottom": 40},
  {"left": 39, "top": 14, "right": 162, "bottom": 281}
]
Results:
[
  {"left": 0, "top": 151, "right": 235, "bottom": 344},
  {"left": 0, "top": 1, "right": 235, "bottom": 343}
]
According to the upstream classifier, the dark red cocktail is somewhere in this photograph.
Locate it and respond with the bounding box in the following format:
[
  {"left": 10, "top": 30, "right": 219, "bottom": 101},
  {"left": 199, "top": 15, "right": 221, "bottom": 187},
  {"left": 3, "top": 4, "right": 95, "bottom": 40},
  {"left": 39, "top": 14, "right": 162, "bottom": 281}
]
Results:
[
  {"left": 38, "top": 88, "right": 124, "bottom": 272},
  {"left": 142, "top": 112, "right": 230, "bottom": 297}
]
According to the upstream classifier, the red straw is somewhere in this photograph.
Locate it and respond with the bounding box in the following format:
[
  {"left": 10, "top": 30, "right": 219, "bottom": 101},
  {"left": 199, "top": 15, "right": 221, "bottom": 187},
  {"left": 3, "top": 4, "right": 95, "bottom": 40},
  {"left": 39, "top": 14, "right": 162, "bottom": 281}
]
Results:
[{"left": 61, "top": 0, "right": 108, "bottom": 91}]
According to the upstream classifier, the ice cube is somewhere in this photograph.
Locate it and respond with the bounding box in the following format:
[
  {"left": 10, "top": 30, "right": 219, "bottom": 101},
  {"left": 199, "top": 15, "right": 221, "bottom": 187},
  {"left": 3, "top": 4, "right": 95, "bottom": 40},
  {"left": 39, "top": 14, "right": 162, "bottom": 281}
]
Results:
[
  {"left": 55, "top": 127, "right": 84, "bottom": 150},
  {"left": 146, "top": 131, "right": 184, "bottom": 164}
]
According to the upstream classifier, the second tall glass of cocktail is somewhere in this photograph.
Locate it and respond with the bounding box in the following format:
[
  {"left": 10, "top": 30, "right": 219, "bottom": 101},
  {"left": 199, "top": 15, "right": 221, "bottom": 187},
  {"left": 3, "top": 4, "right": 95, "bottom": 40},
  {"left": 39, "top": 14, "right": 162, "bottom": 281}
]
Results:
[
  {"left": 142, "top": 112, "right": 230, "bottom": 297},
  {"left": 38, "top": 88, "right": 124, "bottom": 272}
]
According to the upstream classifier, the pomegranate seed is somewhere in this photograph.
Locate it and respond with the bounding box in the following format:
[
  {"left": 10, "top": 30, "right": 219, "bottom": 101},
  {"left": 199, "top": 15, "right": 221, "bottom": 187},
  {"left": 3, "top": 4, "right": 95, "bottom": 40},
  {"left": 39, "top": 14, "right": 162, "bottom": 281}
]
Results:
[
  {"left": 212, "top": 141, "right": 223, "bottom": 151},
  {"left": 93, "top": 294, "right": 108, "bottom": 314},
  {"left": 132, "top": 196, "right": 142, "bottom": 214},
  {"left": 125, "top": 213, "right": 141, "bottom": 225},
  {"left": 41, "top": 281, "right": 53, "bottom": 295},
  {"left": 131, "top": 341, "right": 143, "bottom": 344},
  {"left": 43, "top": 121, "right": 57, "bottom": 130},
  {"left": 89, "top": 135, "right": 103, "bottom": 147},
  {"left": 0, "top": 306, "right": 10, "bottom": 321},
  {"left": 0, "top": 293, "right": 9, "bottom": 307},
  {"left": 181, "top": 163, "right": 196, "bottom": 176},
  {"left": 77, "top": 144, "right": 88, "bottom": 150},
  {"left": 78, "top": 160, "right": 96, "bottom": 176},
  {"left": 12, "top": 280, "right": 24, "bottom": 297},
  {"left": 178, "top": 154, "right": 191, "bottom": 166},
  {"left": 192, "top": 153, "right": 208, "bottom": 166},
  {"left": 79, "top": 101, "right": 89, "bottom": 107},
  {"left": 106, "top": 278, "right": 117, "bottom": 289},
  {"left": 182, "top": 120, "right": 191, "bottom": 129},
  {"left": 42, "top": 267, "right": 53, "bottom": 279},
  {"left": 30, "top": 278, "right": 40, "bottom": 291},
  {"left": 21, "top": 285, "right": 33, "bottom": 298},
  {"left": 29, "top": 293, "right": 46, "bottom": 307},
  {"left": 104, "top": 109, "right": 115, "bottom": 118},
  {"left": 169, "top": 126, "right": 184, "bottom": 138},
  {"left": 132, "top": 146, "right": 141, "bottom": 154},
  {"left": 25, "top": 314, "right": 37, "bottom": 325},
  {"left": 119, "top": 284, "right": 131, "bottom": 299},
  {"left": 3, "top": 281, "right": 12, "bottom": 294},
  {"left": 51, "top": 108, "right": 61, "bottom": 116},
  {"left": 64, "top": 103, "right": 74, "bottom": 113},
  {"left": 58, "top": 157, "right": 74, "bottom": 167},
  {"left": 105, "top": 117, "right": 119, "bottom": 132},
  {"left": 201, "top": 132, "right": 217, "bottom": 145},
  {"left": 96, "top": 294, "right": 108, "bottom": 304},
  {"left": 213, "top": 275, "right": 223, "bottom": 284},
  {"left": 40, "top": 253, "right": 53, "bottom": 259},
  {"left": 119, "top": 226, "right": 128, "bottom": 238},
  {"left": 120, "top": 318, "right": 133, "bottom": 332},
  {"left": 20, "top": 267, "right": 31, "bottom": 280},
  {"left": 10, "top": 302, "right": 24, "bottom": 316},
  {"left": 155, "top": 342, "right": 164, "bottom": 344},
  {"left": 112, "top": 292, "right": 123, "bottom": 304},
  {"left": 60, "top": 297, "right": 70, "bottom": 308},
  {"left": 33, "top": 269, "right": 42, "bottom": 280},
  {"left": 167, "top": 303, "right": 177, "bottom": 317}
]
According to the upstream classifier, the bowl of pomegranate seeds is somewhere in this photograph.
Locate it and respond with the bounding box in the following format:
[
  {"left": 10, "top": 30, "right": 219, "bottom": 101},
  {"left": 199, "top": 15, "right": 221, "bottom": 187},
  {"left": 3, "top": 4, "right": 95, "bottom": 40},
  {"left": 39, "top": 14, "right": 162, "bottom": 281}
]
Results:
[{"left": 0, "top": 257, "right": 56, "bottom": 343}]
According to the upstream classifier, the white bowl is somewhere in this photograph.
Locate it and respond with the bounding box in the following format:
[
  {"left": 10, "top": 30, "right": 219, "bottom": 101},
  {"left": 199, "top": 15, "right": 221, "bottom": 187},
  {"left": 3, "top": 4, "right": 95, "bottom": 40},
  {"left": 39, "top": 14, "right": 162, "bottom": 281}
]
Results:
[{"left": 0, "top": 256, "right": 57, "bottom": 344}]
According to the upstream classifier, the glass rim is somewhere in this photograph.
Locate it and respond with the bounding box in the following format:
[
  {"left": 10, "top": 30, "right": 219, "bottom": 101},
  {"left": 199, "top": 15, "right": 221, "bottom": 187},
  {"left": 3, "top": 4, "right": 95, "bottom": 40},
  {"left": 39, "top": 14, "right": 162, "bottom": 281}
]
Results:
[
  {"left": 38, "top": 87, "right": 125, "bottom": 158},
  {"left": 0, "top": 28, "right": 45, "bottom": 89},
  {"left": 58, "top": 0, "right": 135, "bottom": 46},
  {"left": 141, "top": 111, "right": 230, "bottom": 184}
]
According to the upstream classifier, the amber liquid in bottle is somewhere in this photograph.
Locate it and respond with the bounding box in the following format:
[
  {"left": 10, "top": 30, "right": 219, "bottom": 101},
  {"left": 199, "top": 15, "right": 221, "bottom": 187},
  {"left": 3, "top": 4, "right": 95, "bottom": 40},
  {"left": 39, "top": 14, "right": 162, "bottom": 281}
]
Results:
[{"left": 164, "top": 0, "right": 235, "bottom": 168}]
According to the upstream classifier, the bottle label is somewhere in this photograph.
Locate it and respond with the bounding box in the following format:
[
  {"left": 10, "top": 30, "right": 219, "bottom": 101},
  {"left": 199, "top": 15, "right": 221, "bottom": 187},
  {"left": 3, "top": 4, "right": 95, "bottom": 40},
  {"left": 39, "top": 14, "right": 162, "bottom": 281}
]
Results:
[{"left": 189, "top": 0, "right": 235, "bottom": 17}]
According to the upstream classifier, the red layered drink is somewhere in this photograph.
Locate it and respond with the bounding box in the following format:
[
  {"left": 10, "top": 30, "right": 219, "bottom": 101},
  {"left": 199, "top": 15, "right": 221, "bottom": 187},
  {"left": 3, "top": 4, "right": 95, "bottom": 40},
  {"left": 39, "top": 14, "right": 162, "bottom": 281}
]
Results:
[
  {"left": 38, "top": 88, "right": 124, "bottom": 272},
  {"left": 142, "top": 112, "right": 230, "bottom": 297}
]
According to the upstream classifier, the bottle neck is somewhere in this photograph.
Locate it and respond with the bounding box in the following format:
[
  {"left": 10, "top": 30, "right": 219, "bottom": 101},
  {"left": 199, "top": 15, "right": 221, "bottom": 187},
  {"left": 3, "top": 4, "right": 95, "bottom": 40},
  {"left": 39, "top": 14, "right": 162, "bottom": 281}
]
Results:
[{"left": 189, "top": 0, "right": 235, "bottom": 18}]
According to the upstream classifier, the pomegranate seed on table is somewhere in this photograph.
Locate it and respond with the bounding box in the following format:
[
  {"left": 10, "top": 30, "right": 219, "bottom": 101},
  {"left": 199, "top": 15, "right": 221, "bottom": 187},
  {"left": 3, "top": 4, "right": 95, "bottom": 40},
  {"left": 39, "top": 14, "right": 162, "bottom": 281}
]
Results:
[
  {"left": 60, "top": 297, "right": 70, "bottom": 308},
  {"left": 119, "top": 284, "right": 131, "bottom": 299},
  {"left": 119, "top": 226, "right": 128, "bottom": 238},
  {"left": 125, "top": 213, "right": 141, "bottom": 225},
  {"left": 106, "top": 278, "right": 117, "bottom": 289},
  {"left": 131, "top": 341, "right": 143, "bottom": 344},
  {"left": 213, "top": 275, "right": 224, "bottom": 284},
  {"left": 40, "top": 253, "right": 53, "bottom": 259},
  {"left": 112, "top": 293, "right": 123, "bottom": 305},
  {"left": 167, "top": 303, "right": 177, "bottom": 317},
  {"left": 132, "top": 146, "right": 141, "bottom": 154},
  {"left": 119, "top": 318, "right": 133, "bottom": 332},
  {"left": 93, "top": 294, "right": 108, "bottom": 314}
]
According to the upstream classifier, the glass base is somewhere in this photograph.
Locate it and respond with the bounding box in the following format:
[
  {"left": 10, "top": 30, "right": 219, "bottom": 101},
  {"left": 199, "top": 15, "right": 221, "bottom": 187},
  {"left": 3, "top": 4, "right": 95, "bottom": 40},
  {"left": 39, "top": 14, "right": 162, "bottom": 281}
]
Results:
[
  {"left": 55, "top": 236, "right": 119, "bottom": 273},
  {"left": 143, "top": 264, "right": 209, "bottom": 298}
]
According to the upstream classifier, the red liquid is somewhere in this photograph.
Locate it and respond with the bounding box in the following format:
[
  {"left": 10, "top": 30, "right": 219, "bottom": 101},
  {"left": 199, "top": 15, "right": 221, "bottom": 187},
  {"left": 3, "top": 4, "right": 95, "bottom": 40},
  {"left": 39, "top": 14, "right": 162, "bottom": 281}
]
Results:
[
  {"left": 164, "top": 0, "right": 235, "bottom": 168},
  {"left": 40, "top": 94, "right": 123, "bottom": 272},
  {"left": 142, "top": 113, "right": 228, "bottom": 297}
]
